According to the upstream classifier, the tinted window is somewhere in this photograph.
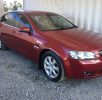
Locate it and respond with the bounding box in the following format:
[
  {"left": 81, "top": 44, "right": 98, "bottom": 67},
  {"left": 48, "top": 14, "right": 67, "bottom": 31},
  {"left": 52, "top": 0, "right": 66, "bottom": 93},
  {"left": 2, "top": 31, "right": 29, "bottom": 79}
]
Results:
[
  {"left": 1, "top": 14, "right": 9, "bottom": 24},
  {"left": 15, "top": 13, "right": 31, "bottom": 28},
  {"left": 1, "top": 13, "right": 15, "bottom": 26}
]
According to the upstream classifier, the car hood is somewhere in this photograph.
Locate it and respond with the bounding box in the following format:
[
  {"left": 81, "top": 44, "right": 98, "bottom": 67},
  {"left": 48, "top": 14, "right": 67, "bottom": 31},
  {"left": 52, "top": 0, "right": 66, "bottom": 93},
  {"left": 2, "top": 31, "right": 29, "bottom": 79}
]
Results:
[{"left": 43, "top": 28, "right": 102, "bottom": 51}]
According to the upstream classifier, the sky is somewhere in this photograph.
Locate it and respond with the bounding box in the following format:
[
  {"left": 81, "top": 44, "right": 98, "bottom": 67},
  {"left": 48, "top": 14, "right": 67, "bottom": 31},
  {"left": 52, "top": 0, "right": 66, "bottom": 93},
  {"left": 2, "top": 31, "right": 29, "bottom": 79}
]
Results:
[{"left": 3, "top": 0, "right": 23, "bottom": 5}]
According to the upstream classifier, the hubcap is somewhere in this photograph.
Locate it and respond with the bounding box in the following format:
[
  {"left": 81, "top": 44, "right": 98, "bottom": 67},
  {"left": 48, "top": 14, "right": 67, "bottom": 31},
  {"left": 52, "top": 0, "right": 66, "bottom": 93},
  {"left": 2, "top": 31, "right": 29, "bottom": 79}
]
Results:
[
  {"left": 44, "top": 56, "right": 59, "bottom": 78},
  {"left": 0, "top": 41, "right": 1, "bottom": 48}
]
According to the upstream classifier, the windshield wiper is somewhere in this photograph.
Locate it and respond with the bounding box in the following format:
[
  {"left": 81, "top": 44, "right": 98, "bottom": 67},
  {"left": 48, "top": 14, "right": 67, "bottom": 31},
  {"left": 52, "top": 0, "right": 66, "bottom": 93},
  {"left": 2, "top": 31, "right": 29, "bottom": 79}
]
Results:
[{"left": 57, "top": 26, "right": 76, "bottom": 30}]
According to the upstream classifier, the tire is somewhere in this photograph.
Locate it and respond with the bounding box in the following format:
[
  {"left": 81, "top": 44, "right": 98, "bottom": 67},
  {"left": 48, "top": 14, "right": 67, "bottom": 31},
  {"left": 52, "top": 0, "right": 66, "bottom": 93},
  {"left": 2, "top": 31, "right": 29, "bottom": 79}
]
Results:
[
  {"left": 41, "top": 51, "right": 65, "bottom": 82},
  {"left": 0, "top": 40, "right": 8, "bottom": 50}
]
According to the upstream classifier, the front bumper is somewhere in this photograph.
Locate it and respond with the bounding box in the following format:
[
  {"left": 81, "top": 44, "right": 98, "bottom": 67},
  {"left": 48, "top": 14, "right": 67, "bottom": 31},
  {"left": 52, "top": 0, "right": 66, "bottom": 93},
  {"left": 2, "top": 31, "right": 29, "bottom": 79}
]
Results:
[{"left": 64, "top": 58, "right": 102, "bottom": 79}]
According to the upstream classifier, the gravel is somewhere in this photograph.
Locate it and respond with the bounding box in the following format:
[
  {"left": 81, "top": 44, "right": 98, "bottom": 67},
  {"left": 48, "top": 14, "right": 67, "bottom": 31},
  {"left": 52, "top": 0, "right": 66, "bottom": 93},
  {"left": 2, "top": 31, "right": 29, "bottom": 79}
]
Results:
[{"left": 0, "top": 50, "right": 102, "bottom": 100}]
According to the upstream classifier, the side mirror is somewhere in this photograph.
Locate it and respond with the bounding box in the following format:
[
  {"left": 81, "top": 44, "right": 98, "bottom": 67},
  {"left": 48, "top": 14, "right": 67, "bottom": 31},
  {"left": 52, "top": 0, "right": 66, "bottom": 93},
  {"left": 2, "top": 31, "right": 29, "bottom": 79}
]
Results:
[
  {"left": 74, "top": 25, "right": 78, "bottom": 28},
  {"left": 19, "top": 27, "right": 33, "bottom": 35}
]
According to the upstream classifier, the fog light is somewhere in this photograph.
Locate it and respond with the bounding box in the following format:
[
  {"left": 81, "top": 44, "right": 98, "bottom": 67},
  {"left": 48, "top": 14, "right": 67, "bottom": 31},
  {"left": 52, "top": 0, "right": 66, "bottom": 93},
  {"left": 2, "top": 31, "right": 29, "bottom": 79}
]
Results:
[{"left": 84, "top": 72, "right": 91, "bottom": 76}]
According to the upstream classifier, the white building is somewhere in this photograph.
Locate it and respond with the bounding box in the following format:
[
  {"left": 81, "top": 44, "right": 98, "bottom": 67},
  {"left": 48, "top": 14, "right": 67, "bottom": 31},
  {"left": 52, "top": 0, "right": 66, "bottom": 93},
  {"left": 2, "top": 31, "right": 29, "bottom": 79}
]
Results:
[
  {"left": 0, "top": 0, "right": 4, "bottom": 17},
  {"left": 24, "top": 0, "right": 102, "bottom": 34}
]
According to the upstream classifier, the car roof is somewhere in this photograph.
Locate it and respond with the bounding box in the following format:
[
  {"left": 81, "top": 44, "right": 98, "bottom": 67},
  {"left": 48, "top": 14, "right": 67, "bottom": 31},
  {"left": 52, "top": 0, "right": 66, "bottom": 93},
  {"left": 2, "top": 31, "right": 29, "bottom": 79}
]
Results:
[{"left": 8, "top": 10, "right": 56, "bottom": 15}]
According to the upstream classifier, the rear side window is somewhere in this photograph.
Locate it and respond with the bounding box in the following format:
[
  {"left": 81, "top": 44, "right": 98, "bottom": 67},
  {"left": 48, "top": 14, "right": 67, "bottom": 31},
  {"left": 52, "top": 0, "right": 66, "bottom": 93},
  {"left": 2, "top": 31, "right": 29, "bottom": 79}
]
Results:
[
  {"left": 15, "top": 13, "right": 31, "bottom": 28},
  {"left": 1, "top": 13, "right": 15, "bottom": 26},
  {"left": 1, "top": 14, "right": 9, "bottom": 24}
]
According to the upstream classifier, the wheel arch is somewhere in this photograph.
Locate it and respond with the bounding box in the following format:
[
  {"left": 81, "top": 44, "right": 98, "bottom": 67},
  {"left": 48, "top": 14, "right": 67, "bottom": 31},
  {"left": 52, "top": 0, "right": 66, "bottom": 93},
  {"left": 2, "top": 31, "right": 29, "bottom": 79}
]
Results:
[
  {"left": 38, "top": 48, "right": 63, "bottom": 69},
  {"left": 38, "top": 49, "right": 51, "bottom": 69},
  {"left": 38, "top": 48, "right": 66, "bottom": 79},
  {"left": 38, "top": 48, "right": 66, "bottom": 81}
]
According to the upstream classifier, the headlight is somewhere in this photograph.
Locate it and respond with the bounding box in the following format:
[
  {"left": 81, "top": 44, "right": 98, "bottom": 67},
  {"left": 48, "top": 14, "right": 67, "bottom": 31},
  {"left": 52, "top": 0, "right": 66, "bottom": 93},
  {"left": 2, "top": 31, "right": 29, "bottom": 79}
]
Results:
[{"left": 69, "top": 51, "right": 96, "bottom": 60}]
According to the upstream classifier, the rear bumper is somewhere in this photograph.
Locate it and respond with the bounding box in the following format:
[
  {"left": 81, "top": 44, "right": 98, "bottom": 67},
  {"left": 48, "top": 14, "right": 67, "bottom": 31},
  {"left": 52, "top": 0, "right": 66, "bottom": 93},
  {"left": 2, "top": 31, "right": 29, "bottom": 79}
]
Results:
[{"left": 64, "top": 58, "right": 102, "bottom": 79}]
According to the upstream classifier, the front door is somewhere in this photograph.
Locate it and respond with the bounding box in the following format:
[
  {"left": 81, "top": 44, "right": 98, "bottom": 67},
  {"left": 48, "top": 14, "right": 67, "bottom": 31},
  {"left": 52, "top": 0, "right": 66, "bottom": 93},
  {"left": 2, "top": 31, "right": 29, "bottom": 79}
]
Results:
[{"left": 13, "top": 12, "right": 36, "bottom": 59}]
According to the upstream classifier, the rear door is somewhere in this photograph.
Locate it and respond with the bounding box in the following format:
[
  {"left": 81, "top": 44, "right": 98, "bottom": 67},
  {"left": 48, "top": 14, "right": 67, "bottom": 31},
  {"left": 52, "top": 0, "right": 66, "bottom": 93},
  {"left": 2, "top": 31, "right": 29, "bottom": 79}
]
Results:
[{"left": 0, "top": 13, "right": 17, "bottom": 48}]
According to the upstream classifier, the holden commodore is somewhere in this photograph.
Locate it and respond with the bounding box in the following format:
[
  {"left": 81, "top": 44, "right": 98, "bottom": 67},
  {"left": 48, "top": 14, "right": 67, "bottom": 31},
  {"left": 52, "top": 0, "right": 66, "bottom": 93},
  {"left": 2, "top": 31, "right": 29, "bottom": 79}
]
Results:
[{"left": 0, "top": 11, "right": 102, "bottom": 82}]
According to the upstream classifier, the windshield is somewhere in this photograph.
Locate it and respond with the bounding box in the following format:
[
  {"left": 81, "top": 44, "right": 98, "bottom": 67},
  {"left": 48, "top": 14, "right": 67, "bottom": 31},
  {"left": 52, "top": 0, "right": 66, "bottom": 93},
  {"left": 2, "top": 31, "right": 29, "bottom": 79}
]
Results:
[{"left": 30, "top": 14, "right": 75, "bottom": 31}]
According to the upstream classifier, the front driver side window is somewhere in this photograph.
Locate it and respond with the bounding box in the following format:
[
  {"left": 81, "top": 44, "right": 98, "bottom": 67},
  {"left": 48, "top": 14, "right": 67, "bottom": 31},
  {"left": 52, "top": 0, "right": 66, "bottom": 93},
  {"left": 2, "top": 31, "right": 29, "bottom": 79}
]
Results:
[{"left": 15, "top": 13, "right": 31, "bottom": 28}]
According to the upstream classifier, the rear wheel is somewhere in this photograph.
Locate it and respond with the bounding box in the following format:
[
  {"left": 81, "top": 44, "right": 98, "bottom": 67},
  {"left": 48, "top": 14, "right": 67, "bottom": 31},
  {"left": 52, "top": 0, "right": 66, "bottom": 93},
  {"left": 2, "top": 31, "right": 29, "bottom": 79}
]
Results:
[
  {"left": 0, "top": 40, "right": 8, "bottom": 50},
  {"left": 41, "top": 51, "right": 65, "bottom": 82}
]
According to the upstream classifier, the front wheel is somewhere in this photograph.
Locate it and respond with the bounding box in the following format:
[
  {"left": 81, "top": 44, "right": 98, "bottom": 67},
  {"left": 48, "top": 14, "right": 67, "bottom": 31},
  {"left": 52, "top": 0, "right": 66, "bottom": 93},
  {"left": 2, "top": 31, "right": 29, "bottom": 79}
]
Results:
[{"left": 41, "top": 51, "right": 65, "bottom": 82}]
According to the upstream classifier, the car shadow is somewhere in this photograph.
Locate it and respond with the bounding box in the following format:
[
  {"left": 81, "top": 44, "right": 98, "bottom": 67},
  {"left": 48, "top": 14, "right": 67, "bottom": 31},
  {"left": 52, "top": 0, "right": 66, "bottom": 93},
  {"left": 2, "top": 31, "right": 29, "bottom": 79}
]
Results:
[{"left": 1, "top": 49, "right": 100, "bottom": 86}]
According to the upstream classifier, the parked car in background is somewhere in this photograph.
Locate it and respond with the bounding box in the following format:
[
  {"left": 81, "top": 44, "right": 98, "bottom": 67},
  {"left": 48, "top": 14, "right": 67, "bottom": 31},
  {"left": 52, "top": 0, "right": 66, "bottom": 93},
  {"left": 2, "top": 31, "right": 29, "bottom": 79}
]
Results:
[{"left": 0, "top": 11, "right": 102, "bottom": 82}]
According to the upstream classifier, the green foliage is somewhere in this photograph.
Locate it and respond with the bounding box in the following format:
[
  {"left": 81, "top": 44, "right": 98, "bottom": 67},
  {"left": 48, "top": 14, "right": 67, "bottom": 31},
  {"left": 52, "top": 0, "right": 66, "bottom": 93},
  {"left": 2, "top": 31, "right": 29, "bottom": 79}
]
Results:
[
  {"left": 3, "top": 0, "right": 23, "bottom": 12},
  {"left": 3, "top": 1, "right": 8, "bottom": 12}
]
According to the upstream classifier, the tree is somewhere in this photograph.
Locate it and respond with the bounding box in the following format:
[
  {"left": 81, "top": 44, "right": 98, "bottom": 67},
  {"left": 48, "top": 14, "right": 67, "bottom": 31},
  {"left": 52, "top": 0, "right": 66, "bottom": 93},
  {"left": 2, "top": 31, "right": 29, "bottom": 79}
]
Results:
[
  {"left": 12, "top": 0, "right": 23, "bottom": 10},
  {"left": 9, "top": 3, "right": 13, "bottom": 11},
  {"left": 3, "top": 0, "right": 23, "bottom": 12},
  {"left": 3, "top": 1, "right": 8, "bottom": 12},
  {"left": 12, "top": 0, "right": 18, "bottom": 10},
  {"left": 18, "top": 3, "right": 22, "bottom": 8}
]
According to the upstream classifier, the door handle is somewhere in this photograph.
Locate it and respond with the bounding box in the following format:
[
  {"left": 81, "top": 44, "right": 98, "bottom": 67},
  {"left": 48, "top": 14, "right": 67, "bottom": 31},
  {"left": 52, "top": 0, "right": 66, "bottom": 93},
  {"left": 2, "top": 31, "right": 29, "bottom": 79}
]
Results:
[
  {"left": 12, "top": 30, "right": 16, "bottom": 33},
  {"left": 34, "top": 43, "right": 39, "bottom": 49}
]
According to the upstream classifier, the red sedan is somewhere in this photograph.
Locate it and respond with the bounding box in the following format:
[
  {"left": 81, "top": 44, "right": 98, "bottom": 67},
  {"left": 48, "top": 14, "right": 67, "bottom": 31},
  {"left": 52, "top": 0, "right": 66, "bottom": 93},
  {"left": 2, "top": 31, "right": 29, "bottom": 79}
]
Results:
[{"left": 0, "top": 11, "right": 102, "bottom": 82}]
